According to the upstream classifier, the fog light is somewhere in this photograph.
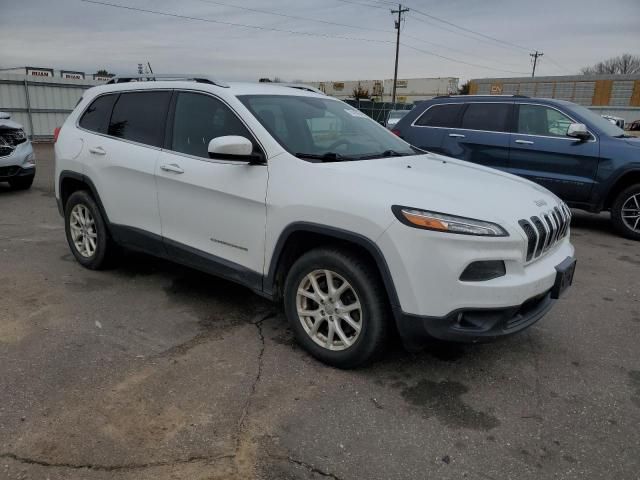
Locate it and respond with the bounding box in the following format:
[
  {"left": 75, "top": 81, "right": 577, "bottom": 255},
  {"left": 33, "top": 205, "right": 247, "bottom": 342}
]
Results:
[
  {"left": 23, "top": 153, "right": 35, "bottom": 166},
  {"left": 460, "top": 260, "right": 506, "bottom": 281}
]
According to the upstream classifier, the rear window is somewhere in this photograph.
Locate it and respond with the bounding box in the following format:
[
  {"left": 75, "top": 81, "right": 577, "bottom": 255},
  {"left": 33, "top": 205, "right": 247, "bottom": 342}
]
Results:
[
  {"left": 107, "top": 91, "right": 171, "bottom": 147},
  {"left": 460, "top": 103, "right": 512, "bottom": 132},
  {"left": 414, "top": 104, "right": 463, "bottom": 127},
  {"left": 79, "top": 94, "right": 117, "bottom": 134}
]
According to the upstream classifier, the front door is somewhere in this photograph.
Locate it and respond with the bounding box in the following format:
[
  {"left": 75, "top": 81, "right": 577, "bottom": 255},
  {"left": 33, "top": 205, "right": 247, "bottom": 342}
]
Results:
[
  {"left": 508, "top": 103, "right": 600, "bottom": 204},
  {"left": 156, "top": 91, "right": 268, "bottom": 284},
  {"left": 439, "top": 102, "right": 513, "bottom": 169}
]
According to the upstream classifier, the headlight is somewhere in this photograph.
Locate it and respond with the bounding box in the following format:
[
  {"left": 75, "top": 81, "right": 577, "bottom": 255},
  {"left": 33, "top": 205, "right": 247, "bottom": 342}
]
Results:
[{"left": 392, "top": 206, "right": 508, "bottom": 237}]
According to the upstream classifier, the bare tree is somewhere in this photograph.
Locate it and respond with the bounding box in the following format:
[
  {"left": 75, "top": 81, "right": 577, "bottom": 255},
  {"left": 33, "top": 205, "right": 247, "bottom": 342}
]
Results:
[
  {"left": 352, "top": 84, "right": 370, "bottom": 100},
  {"left": 581, "top": 53, "right": 640, "bottom": 75}
]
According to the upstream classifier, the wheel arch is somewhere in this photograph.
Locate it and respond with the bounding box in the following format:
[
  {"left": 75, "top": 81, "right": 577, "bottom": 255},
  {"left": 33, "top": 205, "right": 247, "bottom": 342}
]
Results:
[
  {"left": 603, "top": 168, "right": 640, "bottom": 210},
  {"left": 58, "top": 171, "right": 113, "bottom": 233},
  {"left": 264, "top": 222, "right": 400, "bottom": 308}
]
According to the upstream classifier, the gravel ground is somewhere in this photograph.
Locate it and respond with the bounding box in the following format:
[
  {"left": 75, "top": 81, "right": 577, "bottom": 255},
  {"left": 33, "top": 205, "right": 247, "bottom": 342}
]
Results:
[{"left": 1, "top": 144, "right": 639, "bottom": 480}]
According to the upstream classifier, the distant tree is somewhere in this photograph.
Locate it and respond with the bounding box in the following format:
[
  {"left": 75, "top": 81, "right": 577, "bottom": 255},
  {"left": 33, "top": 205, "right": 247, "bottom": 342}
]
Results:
[
  {"left": 352, "top": 84, "right": 370, "bottom": 100},
  {"left": 458, "top": 80, "right": 471, "bottom": 95},
  {"left": 581, "top": 53, "right": 640, "bottom": 75},
  {"left": 259, "top": 76, "right": 284, "bottom": 83},
  {"left": 95, "top": 69, "right": 112, "bottom": 76}
]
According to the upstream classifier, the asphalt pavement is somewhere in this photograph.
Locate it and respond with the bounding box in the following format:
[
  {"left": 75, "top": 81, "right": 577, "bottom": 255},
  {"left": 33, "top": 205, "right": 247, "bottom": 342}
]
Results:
[{"left": 1, "top": 144, "right": 638, "bottom": 480}]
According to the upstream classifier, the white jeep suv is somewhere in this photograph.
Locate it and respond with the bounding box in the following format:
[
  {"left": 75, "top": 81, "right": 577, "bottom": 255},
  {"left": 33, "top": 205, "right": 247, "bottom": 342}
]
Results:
[{"left": 55, "top": 75, "right": 576, "bottom": 368}]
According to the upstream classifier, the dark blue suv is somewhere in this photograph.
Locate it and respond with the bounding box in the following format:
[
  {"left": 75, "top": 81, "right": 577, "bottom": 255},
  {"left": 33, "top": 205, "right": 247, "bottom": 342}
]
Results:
[{"left": 393, "top": 96, "right": 640, "bottom": 240}]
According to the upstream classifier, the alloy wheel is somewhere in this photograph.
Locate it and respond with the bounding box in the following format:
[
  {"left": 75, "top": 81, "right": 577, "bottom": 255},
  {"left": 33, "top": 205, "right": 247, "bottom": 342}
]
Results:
[
  {"left": 621, "top": 193, "right": 640, "bottom": 233},
  {"left": 296, "top": 269, "right": 363, "bottom": 351},
  {"left": 69, "top": 204, "right": 98, "bottom": 257}
]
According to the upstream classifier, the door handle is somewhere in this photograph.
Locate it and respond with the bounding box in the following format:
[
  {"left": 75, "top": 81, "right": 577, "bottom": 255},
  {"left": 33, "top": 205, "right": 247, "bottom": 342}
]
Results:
[
  {"left": 515, "top": 139, "right": 534, "bottom": 145},
  {"left": 448, "top": 133, "right": 465, "bottom": 138},
  {"left": 160, "top": 163, "right": 184, "bottom": 174},
  {"left": 89, "top": 146, "right": 106, "bottom": 155}
]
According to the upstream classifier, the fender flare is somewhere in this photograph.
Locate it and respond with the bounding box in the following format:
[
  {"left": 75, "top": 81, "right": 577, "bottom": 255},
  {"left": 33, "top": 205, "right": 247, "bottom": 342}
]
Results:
[
  {"left": 58, "top": 170, "right": 114, "bottom": 236},
  {"left": 264, "top": 222, "right": 400, "bottom": 308}
]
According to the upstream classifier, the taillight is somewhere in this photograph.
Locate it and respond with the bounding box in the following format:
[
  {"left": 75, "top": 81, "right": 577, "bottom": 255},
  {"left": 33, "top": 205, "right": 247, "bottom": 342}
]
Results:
[
  {"left": 391, "top": 128, "right": 401, "bottom": 136},
  {"left": 54, "top": 127, "right": 61, "bottom": 143}
]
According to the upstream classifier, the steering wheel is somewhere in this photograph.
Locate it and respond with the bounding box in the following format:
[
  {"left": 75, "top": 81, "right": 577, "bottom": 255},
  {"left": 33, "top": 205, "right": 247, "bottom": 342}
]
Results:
[{"left": 326, "top": 139, "right": 352, "bottom": 151}]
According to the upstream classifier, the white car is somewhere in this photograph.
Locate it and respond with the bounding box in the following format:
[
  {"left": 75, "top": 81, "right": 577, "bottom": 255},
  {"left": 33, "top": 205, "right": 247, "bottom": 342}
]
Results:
[
  {"left": 54, "top": 74, "right": 576, "bottom": 368},
  {"left": 0, "top": 112, "right": 35, "bottom": 189}
]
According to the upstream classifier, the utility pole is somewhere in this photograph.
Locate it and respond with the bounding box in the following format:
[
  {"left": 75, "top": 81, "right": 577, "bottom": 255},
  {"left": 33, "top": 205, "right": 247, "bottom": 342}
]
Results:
[
  {"left": 391, "top": 4, "right": 409, "bottom": 106},
  {"left": 530, "top": 51, "right": 543, "bottom": 78}
]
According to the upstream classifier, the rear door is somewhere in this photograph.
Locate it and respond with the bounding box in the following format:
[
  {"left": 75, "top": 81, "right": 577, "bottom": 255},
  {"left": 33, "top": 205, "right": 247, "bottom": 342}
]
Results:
[
  {"left": 439, "top": 102, "right": 513, "bottom": 169},
  {"left": 508, "top": 103, "right": 600, "bottom": 203},
  {"left": 81, "top": 90, "right": 170, "bottom": 251},
  {"left": 401, "top": 103, "right": 464, "bottom": 153}
]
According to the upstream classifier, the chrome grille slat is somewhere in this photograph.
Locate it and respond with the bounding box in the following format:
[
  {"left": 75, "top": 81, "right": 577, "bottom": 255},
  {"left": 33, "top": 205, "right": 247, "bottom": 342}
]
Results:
[{"left": 520, "top": 204, "right": 571, "bottom": 263}]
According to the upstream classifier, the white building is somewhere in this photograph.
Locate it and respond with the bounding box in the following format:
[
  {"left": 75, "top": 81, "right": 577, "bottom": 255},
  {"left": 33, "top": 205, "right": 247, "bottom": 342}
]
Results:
[{"left": 304, "top": 77, "right": 459, "bottom": 103}]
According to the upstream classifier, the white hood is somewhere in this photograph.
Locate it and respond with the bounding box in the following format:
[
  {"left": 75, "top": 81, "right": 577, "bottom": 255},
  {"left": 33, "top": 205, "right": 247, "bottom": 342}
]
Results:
[
  {"left": 0, "top": 113, "right": 23, "bottom": 130},
  {"left": 322, "top": 153, "right": 561, "bottom": 227}
]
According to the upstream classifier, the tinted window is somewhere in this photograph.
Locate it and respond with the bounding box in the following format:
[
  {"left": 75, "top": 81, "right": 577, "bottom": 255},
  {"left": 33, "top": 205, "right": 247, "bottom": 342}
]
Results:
[
  {"left": 460, "top": 103, "right": 512, "bottom": 132},
  {"left": 170, "top": 92, "right": 255, "bottom": 158},
  {"left": 108, "top": 91, "right": 171, "bottom": 147},
  {"left": 517, "top": 104, "right": 574, "bottom": 137},
  {"left": 415, "top": 104, "right": 463, "bottom": 127},
  {"left": 79, "top": 94, "right": 116, "bottom": 133}
]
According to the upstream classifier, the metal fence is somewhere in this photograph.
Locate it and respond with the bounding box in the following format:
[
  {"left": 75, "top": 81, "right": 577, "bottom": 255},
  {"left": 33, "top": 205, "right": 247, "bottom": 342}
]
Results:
[
  {"left": 0, "top": 73, "right": 101, "bottom": 141},
  {"left": 344, "top": 99, "right": 414, "bottom": 124}
]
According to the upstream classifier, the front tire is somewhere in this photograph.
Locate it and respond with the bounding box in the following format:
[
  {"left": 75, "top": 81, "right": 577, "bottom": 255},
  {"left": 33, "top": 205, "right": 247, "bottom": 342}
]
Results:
[
  {"left": 283, "top": 247, "right": 389, "bottom": 368},
  {"left": 8, "top": 174, "right": 34, "bottom": 190},
  {"left": 611, "top": 184, "right": 640, "bottom": 241},
  {"left": 64, "top": 190, "right": 116, "bottom": 269}
]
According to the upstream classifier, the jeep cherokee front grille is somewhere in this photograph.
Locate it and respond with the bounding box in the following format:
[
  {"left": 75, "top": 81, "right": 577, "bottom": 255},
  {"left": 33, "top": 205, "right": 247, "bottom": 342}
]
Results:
[{"left": 518, "top": 204, "right": 571, "bottom": 262}]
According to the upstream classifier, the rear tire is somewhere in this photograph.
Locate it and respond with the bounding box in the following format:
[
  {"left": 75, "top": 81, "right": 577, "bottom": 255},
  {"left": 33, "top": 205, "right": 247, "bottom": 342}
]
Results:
[
  {"left": 283, "top": 247, "right": 389, "bottom": 369},
  {"left": 611, "top": 184, "right": 640, "bottom": 241},
  {"left": 8, "top": 174, "right": 34, "bottom": 190},
  {"left": 64, "top": 190, "right": 116, "bottom": 269}
]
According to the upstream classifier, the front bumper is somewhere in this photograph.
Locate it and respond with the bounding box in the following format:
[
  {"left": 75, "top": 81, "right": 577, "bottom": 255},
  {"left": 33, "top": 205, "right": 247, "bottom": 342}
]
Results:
[
  {"left": 394, "top": 290, "right": 555, "bottom": 350},
  {"left": 0, "top": 141, "right": 35, "bottom": 180}
]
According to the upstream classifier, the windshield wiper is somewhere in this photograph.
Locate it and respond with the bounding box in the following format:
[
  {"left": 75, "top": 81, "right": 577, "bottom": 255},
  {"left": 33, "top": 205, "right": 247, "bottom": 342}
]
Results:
[
  {"left": 295, "top": 152, "right": 350, "bottom": 162},
  {"left": 353, "top": 149, "right": 414, "bottom": 160}
]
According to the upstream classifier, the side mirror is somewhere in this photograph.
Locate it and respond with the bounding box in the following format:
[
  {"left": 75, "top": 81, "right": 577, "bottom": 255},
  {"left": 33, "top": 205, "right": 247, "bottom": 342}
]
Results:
[
  {"left": 208, "top": 135, "right": 263, "bottom": 162},
  {"left": 567, "top": 123, "right": 590, "bottom": 141}
]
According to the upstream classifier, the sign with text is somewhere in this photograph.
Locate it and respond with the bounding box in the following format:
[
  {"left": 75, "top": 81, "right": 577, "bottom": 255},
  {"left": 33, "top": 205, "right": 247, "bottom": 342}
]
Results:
[
  {"left": 26, "top": 67, "right": 54, "bottom": 78},
  {"left": 61, "top": 70, "right": 85, "bottom": 80}
]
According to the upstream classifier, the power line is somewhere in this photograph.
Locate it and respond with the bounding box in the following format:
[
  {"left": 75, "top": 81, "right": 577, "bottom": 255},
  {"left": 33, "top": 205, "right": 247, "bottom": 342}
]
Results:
[
  {"left": 78, "top": 0, "right": 533, "bottom": 76},
  {"left": 406, "top": 5, "right": 533, "bottom": 52},
  {"left": 79, "top": 0, "right": 394, "bottom": 44},
  {"left": 191, "top": 0, "right": 391, "bottom": 34},
  {"left": 334, "top": 0, "right": 390, "bottom": 10},
  {"left": 401, "top": 43, "right": 530, "bottom": 75}
]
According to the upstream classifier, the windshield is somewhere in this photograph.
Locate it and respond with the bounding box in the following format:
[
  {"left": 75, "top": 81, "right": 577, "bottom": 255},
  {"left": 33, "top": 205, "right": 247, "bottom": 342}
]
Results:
[
  {"left": 568, "top": 104, "right": 626, "bottom": 137},
  {"left": 239, "top": 95, "right": 416, "bottom": 160}
]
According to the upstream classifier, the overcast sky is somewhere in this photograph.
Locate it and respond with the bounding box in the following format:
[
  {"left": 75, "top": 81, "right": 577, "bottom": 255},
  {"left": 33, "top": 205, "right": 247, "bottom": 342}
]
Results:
[{"left": 1, "top": 0, "right": 638, "bottom": 83}]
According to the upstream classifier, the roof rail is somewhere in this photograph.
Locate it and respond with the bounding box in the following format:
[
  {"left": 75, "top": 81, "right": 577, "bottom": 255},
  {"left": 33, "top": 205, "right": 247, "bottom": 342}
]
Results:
[
  {"left": 105, "top": 74, "right": 229, "bottom": 88},
  {"left": 433, "top": 94, "right": 529, "bottom": 99},
  {"left": 277, "top": 83, "right": 326, "bottom": 95}
]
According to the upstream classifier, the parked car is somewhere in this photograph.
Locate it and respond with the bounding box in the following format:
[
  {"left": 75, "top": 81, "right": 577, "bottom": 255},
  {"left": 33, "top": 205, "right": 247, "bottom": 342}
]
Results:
[
  {"left": 602, "top": 114, "right": 625, "bottom": 129},
  {"left": 628, "top": 119, "right": 640, "bottom": 131},
  {"left": 55, "top": 76, "right": 576, "bottom": 368},
  {"left": 385, "top": 109, "right": 410, "bottom": 129},
  {"left": 0, "top": 111, "right": 35, "bottom": 189},
  {"left": 393, "top": 95, "right": 640, "bottom": 240}
]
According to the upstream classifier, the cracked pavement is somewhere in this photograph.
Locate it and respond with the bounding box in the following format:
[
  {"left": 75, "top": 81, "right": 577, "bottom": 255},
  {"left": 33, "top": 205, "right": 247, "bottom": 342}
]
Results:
[{"left": 1, "top": 145, "right": 639, "bottom": 479}]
